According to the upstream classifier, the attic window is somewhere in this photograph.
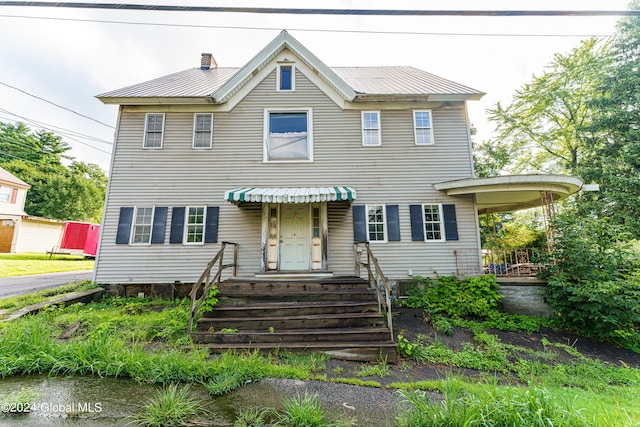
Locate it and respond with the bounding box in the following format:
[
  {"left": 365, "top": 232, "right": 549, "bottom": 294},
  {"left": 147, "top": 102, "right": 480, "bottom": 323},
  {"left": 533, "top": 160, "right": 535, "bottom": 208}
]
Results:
[{"left": 277, "top": 64, "right": 295, "bottom": 91}]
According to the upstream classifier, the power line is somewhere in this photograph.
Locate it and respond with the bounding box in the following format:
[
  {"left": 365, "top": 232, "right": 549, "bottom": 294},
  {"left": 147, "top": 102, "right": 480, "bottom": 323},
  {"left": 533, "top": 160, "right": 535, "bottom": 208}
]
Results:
[
  {"left": 0, "top": 2, "right": 638, "bottom": 17},
  {"left": 0, "top": 108, "right": 113, "bottom": 145},
  {"left": 0, "top": 147, "right": 69, "bottom": 173},
  {"left": 0, "top": 81, "right": 115, "bottom": 129},
  {"left": 0, "top": 13, "right": 616, "bottom": 38},
  {"left": 0, "top": 115, "right": 112, "bottom": 156}
]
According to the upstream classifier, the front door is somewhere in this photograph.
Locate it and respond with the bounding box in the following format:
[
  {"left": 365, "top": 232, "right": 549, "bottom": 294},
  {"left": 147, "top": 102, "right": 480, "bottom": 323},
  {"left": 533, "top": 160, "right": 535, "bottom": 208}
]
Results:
[{"left": 279, "top": 204, "right": 310, "bottom": 270}]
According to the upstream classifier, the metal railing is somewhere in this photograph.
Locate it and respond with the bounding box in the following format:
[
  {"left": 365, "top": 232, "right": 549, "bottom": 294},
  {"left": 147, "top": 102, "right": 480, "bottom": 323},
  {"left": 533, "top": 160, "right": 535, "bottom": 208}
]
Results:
[
  {"left": 188, "top": 241, "right": 238, "bottom": 333},
  {"left": 454, "top": 247, "right": 549, "bottom": 278},
  {"left": 355, "top": 242, "right": 394, "bottom": 341}
]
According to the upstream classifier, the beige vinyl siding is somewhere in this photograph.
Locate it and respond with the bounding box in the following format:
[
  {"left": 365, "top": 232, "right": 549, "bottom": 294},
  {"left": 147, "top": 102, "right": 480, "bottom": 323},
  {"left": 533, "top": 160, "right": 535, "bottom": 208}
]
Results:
[{"left": 96, "top": 66, "right": 479, "bottom": 284}]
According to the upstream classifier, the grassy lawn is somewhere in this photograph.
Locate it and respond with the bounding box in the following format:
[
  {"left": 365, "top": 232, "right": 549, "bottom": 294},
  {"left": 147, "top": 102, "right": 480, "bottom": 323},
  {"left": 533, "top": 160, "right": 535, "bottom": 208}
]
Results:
[
  {"left": 0, "top": 296, "right": 638, "bottom": 426},
  {"left": 0, "top": 253, "right": 94, "bottom": 278}
]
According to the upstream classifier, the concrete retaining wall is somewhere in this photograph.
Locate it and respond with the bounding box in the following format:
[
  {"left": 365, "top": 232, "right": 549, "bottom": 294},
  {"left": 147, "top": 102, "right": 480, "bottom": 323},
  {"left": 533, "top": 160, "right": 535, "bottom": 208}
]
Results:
[{"left": 497, "top": 277, "right": 554, "bottom": 317}]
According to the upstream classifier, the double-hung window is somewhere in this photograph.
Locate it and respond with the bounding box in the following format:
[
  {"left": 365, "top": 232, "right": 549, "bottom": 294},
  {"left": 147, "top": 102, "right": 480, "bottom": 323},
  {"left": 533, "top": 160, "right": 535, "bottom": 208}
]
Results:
[
  {"left": 264, "top": 108, "right": 313, "bottom": 161},
  {"left": 413, "top": 110, "right": 434, "bottom": 145},
  {"left": 367, "top": 204, "right": 387, "bottom": 242},
  {"left": 423, "top": 204, "right": 444, "bottom": 241},
  {"left": 277, "top": 64, "right": 295, "bottom": 91},
  {"left": 362, "top": 111, "right": 381, "bottom": 146},
  {"left": 144, "top": 113, "right": 164, "bottom": 148},
  {"left": 184, "top": 206, "right": 206, "bottom": 244},
  {"left": 0, "top": 186, "right": 12, "bottom": 203},
  {"left": 193, "top": 114, "right": 213, "bottom": 149},
  {"left": 131, "top": 206, "right": 154, "bottom": 245}
]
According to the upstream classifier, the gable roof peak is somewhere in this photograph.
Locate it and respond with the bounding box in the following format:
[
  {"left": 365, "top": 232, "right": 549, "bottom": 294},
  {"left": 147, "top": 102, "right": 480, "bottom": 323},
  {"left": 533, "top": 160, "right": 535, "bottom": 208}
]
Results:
[{"left": 210, "top": 30, "right": 357, "bottom": 103}]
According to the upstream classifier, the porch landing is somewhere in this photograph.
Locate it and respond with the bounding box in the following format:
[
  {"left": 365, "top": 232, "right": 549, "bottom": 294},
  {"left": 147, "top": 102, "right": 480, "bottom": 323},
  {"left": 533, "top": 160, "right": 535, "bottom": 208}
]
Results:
[{"left": 190, "top": 276, "right": 397, "bottom": 362}]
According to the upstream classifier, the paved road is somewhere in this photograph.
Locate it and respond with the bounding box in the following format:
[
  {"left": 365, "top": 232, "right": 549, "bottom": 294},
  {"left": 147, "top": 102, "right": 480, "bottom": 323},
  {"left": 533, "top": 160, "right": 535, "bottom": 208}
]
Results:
[{"left": 0, "top": 270, "right": 94, "bottom": 299}]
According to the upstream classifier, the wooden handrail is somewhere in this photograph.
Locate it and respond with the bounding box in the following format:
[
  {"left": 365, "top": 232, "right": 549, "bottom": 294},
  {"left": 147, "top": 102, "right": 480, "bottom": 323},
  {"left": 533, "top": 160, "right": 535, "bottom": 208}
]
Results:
[
  {"left": 188, "top": 242, "right": 239, "bottom": 333},
  {"left": 355, "top": 242, "right": 394, "bottom": 341}
]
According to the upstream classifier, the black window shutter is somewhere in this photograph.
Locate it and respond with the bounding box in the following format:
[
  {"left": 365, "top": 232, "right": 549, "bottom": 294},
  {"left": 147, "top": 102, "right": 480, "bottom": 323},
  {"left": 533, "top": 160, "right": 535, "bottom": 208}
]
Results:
[
  {"left": 170, "top": 207, "right": 185, "bottom": 244},
  {"left": 386, "top": 205, "right": 401, "bottom": 241},
  {"left": 115, "top": 207, "right": 134, "bottom": 244},
  {"left": 204, "top": 206, "right": 219, "bottom": 243},
  {"left": 151, "top": 207, "right": 168, "bottom": 244},
  {"left": 443, "top": 204, "right": 459, "bottom": 241},
  {"left": 352, "top": 205, "right": 367, "bottom": 242},
  {"left": 409, "top": 204, "right": 424, "bottom": 241}
]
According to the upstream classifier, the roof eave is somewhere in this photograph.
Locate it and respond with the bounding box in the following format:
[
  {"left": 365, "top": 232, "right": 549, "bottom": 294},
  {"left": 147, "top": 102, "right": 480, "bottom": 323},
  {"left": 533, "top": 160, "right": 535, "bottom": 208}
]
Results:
[
  {"left": 353, "top": 93, "right": 485, "bottom": 102},
  {"left": 96, "top": 96, "right": 217, "bottom": 106}
]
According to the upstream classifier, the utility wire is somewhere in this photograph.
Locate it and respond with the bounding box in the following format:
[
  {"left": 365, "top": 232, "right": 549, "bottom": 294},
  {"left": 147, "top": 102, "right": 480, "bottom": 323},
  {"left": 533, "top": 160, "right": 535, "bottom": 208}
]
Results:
[
  {"left": 0, "top": 81, "right": 115, "bottom": 129},
  {"left": 0, "top": 108, "right": 113, "bottom": 145},
  {"left": 0, "top": 2, "right": 638, "bottom": 17},
  {"left": 0, "top": 148, "right": 70, "bottom": 173},
  {"left": 0, "top": 13, "right": 616, "bottom": 38}
]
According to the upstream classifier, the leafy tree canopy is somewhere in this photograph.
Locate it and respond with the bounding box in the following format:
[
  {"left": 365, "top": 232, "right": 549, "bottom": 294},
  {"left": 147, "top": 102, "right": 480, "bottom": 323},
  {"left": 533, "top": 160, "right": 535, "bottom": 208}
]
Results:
[
  {"left": 0, "top": 121, "right": 107, "bottom": 222},
  {"left": 485, "top": 38, "right": 612, "bottom": 175}
]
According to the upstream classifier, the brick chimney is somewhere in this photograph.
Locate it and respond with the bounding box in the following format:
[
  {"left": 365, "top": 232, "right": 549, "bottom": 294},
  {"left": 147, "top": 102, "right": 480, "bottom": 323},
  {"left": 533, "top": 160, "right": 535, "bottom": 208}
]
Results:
[{"left": 200, "top": 53, "right": 217, "bottom": 70}]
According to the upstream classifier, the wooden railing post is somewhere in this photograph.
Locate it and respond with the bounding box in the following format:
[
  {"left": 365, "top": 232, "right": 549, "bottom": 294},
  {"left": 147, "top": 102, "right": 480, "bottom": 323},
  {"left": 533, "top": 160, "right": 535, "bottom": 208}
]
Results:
[{"left": 188, "top": 242, "right": 238, "bottom": 334}]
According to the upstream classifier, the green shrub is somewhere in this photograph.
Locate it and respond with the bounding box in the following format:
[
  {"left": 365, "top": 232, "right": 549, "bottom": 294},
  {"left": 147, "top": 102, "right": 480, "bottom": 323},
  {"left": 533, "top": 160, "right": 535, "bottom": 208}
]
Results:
[
  {"left": 400, "top": 275, "right": 502, "bottom": 318},
  {"left": 544, "top": 215, "right": 640, "bottom": 351}
]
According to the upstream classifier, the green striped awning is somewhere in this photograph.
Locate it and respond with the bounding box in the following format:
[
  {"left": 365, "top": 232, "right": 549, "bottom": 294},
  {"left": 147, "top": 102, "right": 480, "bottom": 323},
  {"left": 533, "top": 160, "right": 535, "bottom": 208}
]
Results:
[{"left": 224, "top": 187, "right": 356, "bottom": 204}]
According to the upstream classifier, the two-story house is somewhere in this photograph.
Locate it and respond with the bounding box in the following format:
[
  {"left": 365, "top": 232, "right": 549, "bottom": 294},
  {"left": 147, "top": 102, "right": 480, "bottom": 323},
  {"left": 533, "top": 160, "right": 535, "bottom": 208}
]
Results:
[
  {"left": 0, "top": 167, "right": 30, "bottom": 252},
  {"left": 95, "top": 30, "right": 485, "bottom": 288}
]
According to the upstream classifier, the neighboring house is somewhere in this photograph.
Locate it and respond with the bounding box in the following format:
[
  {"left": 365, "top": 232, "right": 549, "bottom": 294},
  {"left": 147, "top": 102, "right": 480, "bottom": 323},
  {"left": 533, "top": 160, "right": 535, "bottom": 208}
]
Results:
[
  {"left": 0, "top": 167, "right": 31, "bottom": 252},
  {"left": 94, "top": 30, "right": 537, "bottom": 287},
  {"left": 0, "top": 166, "right": 69, "bottom": 253}
]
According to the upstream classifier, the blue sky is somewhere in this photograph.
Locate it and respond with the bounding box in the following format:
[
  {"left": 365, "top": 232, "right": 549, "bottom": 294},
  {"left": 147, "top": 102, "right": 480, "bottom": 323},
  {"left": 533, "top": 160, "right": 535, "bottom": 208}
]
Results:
[{"left": 0, "top": 0, "right": 630, "bottom": 171}]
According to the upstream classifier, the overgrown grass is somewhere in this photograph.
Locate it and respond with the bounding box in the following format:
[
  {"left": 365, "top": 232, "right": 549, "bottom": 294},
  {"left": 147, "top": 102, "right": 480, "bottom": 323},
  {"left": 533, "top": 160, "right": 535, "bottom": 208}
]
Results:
[
  {"left": 394, "top": 377, "right": 640, "bottom": 427},
  {"left": 0, "top": 280, "right": 97, "bottom": 318},
  {"left": 129, "top": 383, "right": 207, "bottom": 427},
  {"left": 272, "top": 393, "right": 354, "bottom": 427},
  {"left": 0, "top": 296, "right": 322, "bottom": 388},
  {"left": 0, "top": 253, "right": 94, "bottom": 277},
  {"left": 396, "top": 378, "right": 600, "bottom": 427}
]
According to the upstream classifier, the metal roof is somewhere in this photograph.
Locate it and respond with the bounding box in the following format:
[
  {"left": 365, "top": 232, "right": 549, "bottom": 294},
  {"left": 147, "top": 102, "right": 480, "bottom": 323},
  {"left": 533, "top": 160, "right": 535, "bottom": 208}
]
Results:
[
  {"left": 332, "top": 66, "right": 484, "bottom": 98},
  {"left": 97, "top": 67, "right": 240, "bottom": 99},
  {"left": 98, "top": 65, "right": 483, "bottom": 102}
]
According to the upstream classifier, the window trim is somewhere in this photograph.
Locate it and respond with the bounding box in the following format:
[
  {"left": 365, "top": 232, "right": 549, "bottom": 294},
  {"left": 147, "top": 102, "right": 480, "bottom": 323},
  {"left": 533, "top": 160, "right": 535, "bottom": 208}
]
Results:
[
  {"left": 263, "top": 107, "right": 314, "bottom": 163},
  {"left": 413, "top": 109, "right": 434, "bottom": 146},
  {"left": 183, "top": 206, "right": 207, "bottom": 245},
  {"left": 361, "top": 111, "right": 381, "bottom": 146},
  {"left": 276, "top": 64, "right": 295, "bottom": 91},
  {"left": 0, "top": 186, "right": 12, "bottom": 203},
  {"left": 422, "top": 203, "right": 445, "bottom": 242},
  {"left": 130, "top": 206, "right": 155, "bottom": 246},
  {"left": 192, "top": 113, "right": 213, "bottom": 149},
  {"left": 143, "top": 113, "right": 165, "bottom": 149},
  {"left": 366, "top": 204, "right": 388, "bottom": 243}
]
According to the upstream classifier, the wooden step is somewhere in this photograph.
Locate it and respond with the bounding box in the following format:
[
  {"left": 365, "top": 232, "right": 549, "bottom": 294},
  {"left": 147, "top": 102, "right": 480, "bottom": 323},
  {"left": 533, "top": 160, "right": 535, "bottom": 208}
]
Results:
[
  {"left": 191, "top": 327, "right": 392, "bottom": 344},
  {"left": 218, "top": 290, "right": 376, "bottom": 304},
  {"left": 191, "top": 341, "right": 399, "bottom": 363},
  {"left": 203, "top": 301, "right": 379, "bottom": 318},
  {"left": 218, "top": 278, "right": 371, "bottom": 293},
  {"left": 196, "top": 312, "right": 386, "bottom": 331}
]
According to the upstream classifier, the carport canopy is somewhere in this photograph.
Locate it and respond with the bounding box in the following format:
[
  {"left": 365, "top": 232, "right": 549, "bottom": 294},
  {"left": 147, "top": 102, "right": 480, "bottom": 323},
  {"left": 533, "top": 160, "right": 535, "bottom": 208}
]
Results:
[{"left": 434, "top": 175, "right": 583, "bottom": 214}]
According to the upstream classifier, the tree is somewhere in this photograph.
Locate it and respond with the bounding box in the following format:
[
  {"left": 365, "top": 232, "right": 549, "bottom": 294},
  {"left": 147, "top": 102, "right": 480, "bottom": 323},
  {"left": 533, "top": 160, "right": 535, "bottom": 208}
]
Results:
[
  {"left": 0, "top": 122, "right": 71, "bottom": 167},
  {"left": 486, "top": 38, "right": 612, "bottom": 175},
  {"left": 0, "top": 121, "right": 107, "bottom": 222},
  {"left": 577, "top": 2, "right": 640, "bottom": 238}
]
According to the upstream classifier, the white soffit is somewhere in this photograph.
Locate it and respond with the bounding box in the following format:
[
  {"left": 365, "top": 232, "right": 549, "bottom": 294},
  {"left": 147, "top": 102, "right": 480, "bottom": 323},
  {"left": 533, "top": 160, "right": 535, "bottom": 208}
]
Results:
[{"left": 434, "top": 175, "right": 584, "bottom": 214}]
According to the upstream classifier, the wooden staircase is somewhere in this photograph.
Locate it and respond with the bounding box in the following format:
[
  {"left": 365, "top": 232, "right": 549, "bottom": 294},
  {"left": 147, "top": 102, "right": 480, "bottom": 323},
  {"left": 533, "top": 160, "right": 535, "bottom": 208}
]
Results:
[{"left": 190, "top": 277, "right": 398, "bottom": 362}]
